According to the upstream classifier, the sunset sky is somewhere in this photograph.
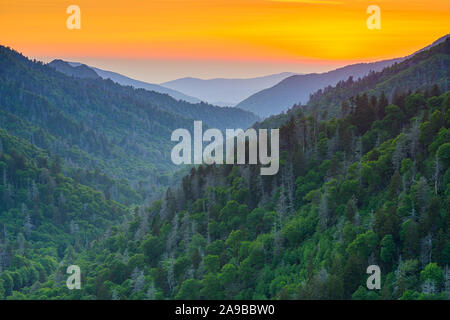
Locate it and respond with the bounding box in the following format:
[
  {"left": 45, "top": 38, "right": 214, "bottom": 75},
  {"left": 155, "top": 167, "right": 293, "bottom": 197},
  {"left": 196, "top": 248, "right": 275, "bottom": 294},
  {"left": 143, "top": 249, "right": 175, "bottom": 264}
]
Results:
[{"left": 1, "top": 0, "right": 449, "bottom": 82}]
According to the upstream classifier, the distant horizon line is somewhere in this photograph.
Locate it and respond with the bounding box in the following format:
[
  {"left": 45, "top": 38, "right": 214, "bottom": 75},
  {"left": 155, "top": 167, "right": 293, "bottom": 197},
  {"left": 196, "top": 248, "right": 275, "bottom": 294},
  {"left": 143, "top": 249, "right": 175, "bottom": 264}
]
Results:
[
  {"left": 50, "top": 60, "right": 302, "bottom": 84},
  {"left": 35, "top": 55, "right": 388, "bottom": 85}
]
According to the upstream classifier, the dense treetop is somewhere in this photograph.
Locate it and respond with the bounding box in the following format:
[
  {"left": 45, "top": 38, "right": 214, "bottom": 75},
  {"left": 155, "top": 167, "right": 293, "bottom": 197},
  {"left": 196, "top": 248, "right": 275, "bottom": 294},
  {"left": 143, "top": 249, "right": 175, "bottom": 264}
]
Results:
[{"left": 0, "top": 40, "right": 449, "bottom": 300}]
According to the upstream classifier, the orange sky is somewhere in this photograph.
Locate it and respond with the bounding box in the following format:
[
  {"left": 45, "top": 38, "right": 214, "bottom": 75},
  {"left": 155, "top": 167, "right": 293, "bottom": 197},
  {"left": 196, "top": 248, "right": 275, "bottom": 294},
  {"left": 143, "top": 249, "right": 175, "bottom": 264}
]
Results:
[{"left": 1, "top": 0, "right": 449, "bottom": 82}]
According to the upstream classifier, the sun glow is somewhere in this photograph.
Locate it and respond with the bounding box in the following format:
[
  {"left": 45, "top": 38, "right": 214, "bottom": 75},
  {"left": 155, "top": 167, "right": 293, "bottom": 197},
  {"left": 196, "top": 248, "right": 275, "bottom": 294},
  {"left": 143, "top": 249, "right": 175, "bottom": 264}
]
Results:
[{"left": 1, "top": 0, "right": 448, "bottom": 81}]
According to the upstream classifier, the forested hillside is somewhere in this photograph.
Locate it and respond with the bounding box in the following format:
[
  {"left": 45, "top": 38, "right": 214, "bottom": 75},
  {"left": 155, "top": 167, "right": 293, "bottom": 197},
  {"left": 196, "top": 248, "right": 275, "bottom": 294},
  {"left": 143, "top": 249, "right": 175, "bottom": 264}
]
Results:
[
  {"left": 0, "top": 46, "right": 258, "bottom": 202},
  {"left": 48, "top": 60, "right": 202, "bottom": 104},
  {"left": 160, "top": 72, "right": 297, "bottom": 107},
  {"left": 0, "top": 40, "right": 449, "bottom": 300},
  {"left": 0, "top": 129, "right": 129, "bottom": 299},
  {"left": 306, "top": 38, "right": 450, "bottom": 120}
]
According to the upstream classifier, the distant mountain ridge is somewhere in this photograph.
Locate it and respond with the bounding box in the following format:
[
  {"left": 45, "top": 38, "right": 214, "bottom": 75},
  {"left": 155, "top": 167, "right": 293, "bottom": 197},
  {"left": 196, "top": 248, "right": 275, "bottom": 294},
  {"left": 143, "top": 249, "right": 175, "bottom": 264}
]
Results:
[
  {"left": 160, "top": 72, "right": 297, "bottom": 106},
  {"left": 304, "top": 37, "right": 450, "bottom": 119},
  {"left": 237, "top": 34, "right": 450, "bottom": 118},
  {"left": 48, "top": 60, "right": 202, "bottom": 104},
  {"left": 236, "top": 59, "right": 402, "bottom": 118},
  {"left": 48, "top": 59, "right": 101, "bottom": 79}
]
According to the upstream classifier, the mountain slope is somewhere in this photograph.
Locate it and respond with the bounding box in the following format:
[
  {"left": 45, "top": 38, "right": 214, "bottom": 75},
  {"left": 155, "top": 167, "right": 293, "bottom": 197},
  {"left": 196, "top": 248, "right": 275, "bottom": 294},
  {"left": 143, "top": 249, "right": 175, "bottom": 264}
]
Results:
[
  {"left": 91, "top": 41, "right": 447, "bottom": 300},
  {"left": 0, "top": 46, "right": 258, "bottom": 201},
  {"left": 48, "top": 60, "right": 202, "bottom": 104},
  {"left": 237, "top": 34, "right": 450, "bottom": 118},
  {"left": 16, "top": 87, "right": 449, "bottom": 300},
  {"left": 412, "top": 34, "right": 450, "bottom": 55},
  {"left": 161, "top": 72, "right": 297, "bottom": 106},
  {"left": 304, "top": 38, "right": 450, "bottom": 120},
  {"left": 1, "top": 40, "right": 450, "bottom": 301}
]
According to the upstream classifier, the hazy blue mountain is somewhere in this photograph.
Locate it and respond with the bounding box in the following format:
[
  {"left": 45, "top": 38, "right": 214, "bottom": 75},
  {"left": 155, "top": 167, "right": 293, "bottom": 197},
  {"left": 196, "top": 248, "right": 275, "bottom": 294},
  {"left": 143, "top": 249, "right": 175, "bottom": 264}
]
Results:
[
  {"left": 236, "top": 34, "right": 450, "bottom": 118},
  {"left": 49, "top": 60, "right": 202, "bottom": 103},
  {"left": 236, "top": 59, "right": 401, "bottom": 118},
  {"left": 160, "top": 72, "right": 297, "bottom": 106},
  {"left": 48, "top": 59, "right": 101, "bottom": 79}
]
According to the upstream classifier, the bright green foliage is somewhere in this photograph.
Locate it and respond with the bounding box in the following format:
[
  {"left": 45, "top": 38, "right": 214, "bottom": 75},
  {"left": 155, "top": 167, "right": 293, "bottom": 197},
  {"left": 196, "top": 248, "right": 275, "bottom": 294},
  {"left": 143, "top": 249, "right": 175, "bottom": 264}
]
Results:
[{"left": 1, "top": 40, "right": 449, "bottom": 300}]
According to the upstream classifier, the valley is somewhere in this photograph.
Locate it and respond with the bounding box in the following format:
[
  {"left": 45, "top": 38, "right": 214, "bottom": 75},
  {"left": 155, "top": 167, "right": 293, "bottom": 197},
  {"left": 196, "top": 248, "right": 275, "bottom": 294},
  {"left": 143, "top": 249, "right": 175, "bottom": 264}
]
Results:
[{"left": 0, "top": 36, "right": 449, "bottom": 301}]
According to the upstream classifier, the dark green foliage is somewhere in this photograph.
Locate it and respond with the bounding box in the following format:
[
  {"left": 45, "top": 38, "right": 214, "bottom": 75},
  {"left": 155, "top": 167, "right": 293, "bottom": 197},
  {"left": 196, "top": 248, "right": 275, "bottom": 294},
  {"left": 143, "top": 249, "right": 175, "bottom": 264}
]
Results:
[
  {"left": 35, "top": 88, "right": 446, "bottom": 301},
  {"left": 0, "top": 41, "right": 449, "bottom": 300},
  {"left": 0, "top": 45, "right": 258, "bottom": 202},
  {"left": 0, "top": 129, "right": 127, "bottom": 299}
]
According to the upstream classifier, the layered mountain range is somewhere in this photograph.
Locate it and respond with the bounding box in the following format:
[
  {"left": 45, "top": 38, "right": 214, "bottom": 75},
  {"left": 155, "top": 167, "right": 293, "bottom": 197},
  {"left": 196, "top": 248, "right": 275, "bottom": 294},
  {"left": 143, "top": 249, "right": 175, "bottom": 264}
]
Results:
[{"left": 237, "top": 34, "right": 450, "bottom": 118}]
